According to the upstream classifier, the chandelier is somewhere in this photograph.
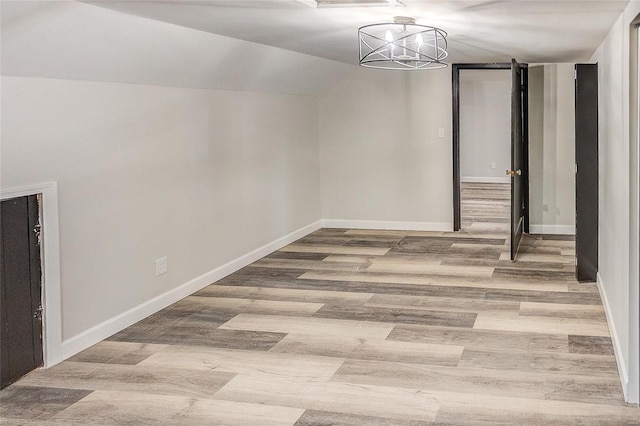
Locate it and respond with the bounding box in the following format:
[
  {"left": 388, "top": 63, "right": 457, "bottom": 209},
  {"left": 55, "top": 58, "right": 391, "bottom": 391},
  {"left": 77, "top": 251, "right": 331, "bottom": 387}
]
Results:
[{"left": 358, "top": 16, "right": 448, "bottom": 70}]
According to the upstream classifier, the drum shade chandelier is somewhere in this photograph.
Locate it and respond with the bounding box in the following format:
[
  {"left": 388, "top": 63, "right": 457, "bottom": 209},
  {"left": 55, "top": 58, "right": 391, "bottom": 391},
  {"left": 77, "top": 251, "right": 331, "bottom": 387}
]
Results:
[{"left": 358, "top": 16, "right": 448, "bottom": 70}]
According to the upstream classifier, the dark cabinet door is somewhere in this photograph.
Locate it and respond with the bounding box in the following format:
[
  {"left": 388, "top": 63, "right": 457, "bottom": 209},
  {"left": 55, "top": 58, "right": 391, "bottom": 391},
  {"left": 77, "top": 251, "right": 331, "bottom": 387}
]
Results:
[
  {"left": 1, "top": 195, "right": 43, "bottom": 389},
  {"left": 575, "top": 64, "right": 599, "bottom": 282}
]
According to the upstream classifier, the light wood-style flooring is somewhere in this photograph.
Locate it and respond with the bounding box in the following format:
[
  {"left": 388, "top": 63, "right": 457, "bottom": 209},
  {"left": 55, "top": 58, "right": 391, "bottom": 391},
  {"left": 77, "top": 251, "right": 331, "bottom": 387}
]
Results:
[
  {"left": 461, "top": 182, "right": 510, "bottom": 237},
  {"left": 1, "top": 228, "right": 638, "bottom": 425}
]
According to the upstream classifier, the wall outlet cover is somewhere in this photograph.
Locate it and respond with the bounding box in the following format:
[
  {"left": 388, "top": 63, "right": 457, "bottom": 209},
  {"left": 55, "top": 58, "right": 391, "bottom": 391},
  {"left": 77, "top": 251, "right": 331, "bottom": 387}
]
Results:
[{"left": 155, "top": 256, "right": 168, "bottom": 276}]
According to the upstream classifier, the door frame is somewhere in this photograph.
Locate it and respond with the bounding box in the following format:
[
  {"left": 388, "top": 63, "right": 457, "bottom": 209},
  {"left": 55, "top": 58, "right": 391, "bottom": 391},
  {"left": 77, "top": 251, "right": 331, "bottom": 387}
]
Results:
[
  {"left": 1, "top": 182, "right": 62, "bottom": 368},
  {"left": 510, "top": 58, "right": 526, "bottom": 260},
  {"left": 629, "top": 17, "right": 640, "bottom": 404},
  {"left": 451, "top": 63, "right": 530, "bottom": 232}
]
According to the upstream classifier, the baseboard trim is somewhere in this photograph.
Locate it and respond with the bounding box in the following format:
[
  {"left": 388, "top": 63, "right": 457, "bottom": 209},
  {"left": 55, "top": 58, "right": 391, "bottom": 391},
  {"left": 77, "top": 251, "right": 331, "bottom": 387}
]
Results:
[
  {"left": 61, "top": 220, "right": 322, "bottom": 359},
  {"left": 597, "top": 272, "right": 629, "bottom": 401},
  {"left": 321, "top": 219, "right": 452, "bottom": 232},
  {"left": 529, "top": 224, "right": 575, "bottom": 235},
  {"left": 461, "top": 176, "right": 511, "bottom": 184}
]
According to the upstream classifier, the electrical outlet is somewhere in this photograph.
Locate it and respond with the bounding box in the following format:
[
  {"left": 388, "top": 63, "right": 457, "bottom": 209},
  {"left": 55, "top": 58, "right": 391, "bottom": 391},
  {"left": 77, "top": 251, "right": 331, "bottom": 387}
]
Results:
[
  {"left": 155, "top": 256, "right": 168, "bottom": 276},
  {"left": 491, "top": 162, "right": 496, "bottom": 169},
  {"left": 438, "top": 128, "right": 445, "bottom": 138}
]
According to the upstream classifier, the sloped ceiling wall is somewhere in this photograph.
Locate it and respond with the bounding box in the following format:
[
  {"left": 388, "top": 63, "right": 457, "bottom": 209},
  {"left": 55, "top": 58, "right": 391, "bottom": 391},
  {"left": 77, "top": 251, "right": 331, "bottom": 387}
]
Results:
[{"left": 1, "top": 0, "right": 354, "bottom": 95}]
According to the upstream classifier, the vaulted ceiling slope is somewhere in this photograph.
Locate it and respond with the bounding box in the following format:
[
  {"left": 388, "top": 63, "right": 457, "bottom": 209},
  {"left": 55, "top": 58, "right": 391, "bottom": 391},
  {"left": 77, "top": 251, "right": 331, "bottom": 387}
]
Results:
[
  {"left": 1, "top": 1, "right": 353, "bottom": 95},
  {"left": 85, "top": 0, "right": 629, "bottom": 64}
]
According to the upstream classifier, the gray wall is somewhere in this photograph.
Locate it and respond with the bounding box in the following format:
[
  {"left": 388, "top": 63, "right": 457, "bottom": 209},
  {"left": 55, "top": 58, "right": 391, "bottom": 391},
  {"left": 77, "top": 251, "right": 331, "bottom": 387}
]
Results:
[
  {"left": 319, "top": 68, "right": 453, "bottom": 229},
  {"left": 459, "top": 69, "right": 511, "bottom": 182},
  {"left": 591, "top": 0, "right": 640, "bottom": 403},
  {"left": 528, "top": 63, "right": 576, "bottom": 234}
]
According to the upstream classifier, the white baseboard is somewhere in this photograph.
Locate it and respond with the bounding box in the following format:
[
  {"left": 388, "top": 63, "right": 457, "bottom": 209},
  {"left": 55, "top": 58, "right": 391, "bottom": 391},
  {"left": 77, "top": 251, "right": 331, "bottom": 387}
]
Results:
[
  {"left": 597, "top": 272, "right": 629, "bottom": 402},
  {"left": 61, "top": 220, "right": 322, "bottom": 359},
  {"left": 529, "top": 224, "right": 575, "bottom": 235},
  {"left": 461, "top": 176, "right": 511, "bottom": 184},
  {"left": 321, "top": 219, "right": 452, "bottom": 232}
]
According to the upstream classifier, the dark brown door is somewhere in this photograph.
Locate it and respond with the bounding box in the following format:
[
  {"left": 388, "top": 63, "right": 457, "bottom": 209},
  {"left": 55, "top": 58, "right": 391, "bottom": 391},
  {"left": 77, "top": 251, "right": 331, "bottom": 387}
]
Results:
[
  {"left": 1, "top": 195, "right": 44, "bottom": 389},
  {"left": 509, "top": 58, "right": 526, "bottom": 261}
]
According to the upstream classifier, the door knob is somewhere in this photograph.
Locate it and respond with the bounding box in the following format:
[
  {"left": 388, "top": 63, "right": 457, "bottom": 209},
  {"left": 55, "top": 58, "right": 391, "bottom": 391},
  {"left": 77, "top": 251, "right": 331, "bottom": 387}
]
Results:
[{"left": 506, "top": 169, "right": 521, "bottom": 177}]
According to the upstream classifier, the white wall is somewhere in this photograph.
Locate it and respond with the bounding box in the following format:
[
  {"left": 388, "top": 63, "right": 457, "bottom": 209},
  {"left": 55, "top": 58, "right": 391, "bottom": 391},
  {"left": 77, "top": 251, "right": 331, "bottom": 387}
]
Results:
[
  {"left": 318, "top": 68, "right": 453, "bottom": 230},
  {"left": 459, "top": 70, "right": 511, "bottom": 182},
  {"left": 591, "top": 0, "right": 640, "bottom": 404},
  {"left": 0, "top": 1, "right": 351, "bottom": 358},
  {"left": 2, "top": 77, "right": 320, "bottom": 340},
  {"left": 528, "top": 63, "right": 576, "bottom": 234}
]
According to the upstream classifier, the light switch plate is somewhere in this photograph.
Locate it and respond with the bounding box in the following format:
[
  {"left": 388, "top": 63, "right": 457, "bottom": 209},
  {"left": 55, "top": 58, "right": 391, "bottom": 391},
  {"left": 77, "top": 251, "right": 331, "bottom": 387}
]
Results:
[{"left": 438, "top": 128, "right": 445, "bottom": 138}]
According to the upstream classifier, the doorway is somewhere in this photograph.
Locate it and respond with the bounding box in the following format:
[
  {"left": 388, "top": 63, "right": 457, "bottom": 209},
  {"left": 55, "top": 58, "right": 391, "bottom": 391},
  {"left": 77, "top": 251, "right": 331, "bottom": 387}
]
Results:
[
  {"left": 452, "top": 61, "right": 529, "bottom": 260},
  {"left": 458, "top": 68, "right": 512, "bottom": 237},
  {"left": 1, "top": 195, "right": 44, "bottom": 389}
]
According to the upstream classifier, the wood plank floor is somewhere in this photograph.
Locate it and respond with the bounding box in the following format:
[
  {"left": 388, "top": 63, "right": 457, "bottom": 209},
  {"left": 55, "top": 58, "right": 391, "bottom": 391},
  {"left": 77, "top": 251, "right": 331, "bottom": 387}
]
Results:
[
  {"left": 461, "top": 182, "right": 510, "bottom": 237},
  {"left": 2, "top": 228, "right": 639, "bottom": 425}
]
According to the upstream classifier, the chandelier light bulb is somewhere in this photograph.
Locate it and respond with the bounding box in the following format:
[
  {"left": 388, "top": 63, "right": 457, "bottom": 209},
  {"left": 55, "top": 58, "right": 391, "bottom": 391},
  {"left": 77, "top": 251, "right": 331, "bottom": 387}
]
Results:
[{"left": 385, "top": 30, "right": 394, "bottom": 55}]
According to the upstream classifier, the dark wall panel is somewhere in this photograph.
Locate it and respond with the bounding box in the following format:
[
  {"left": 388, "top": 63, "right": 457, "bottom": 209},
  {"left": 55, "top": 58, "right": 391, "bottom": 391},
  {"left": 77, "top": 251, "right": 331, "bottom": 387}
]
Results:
[{"left": 575, "top": 64, "right": 599, "bottom": 282}]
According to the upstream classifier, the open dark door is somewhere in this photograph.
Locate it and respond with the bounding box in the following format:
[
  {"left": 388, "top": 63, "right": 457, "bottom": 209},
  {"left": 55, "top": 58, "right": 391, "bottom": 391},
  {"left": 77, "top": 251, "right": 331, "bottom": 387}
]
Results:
[{"left": 509, "top": 58, "right": 526, "bottom": 261}]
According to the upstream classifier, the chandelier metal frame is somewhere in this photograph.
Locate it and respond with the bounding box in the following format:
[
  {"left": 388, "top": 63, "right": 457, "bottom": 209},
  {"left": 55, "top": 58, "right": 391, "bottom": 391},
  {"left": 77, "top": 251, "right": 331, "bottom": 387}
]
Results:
[{"left": 358, "top": 16, "right": 448, "bottom": 70}]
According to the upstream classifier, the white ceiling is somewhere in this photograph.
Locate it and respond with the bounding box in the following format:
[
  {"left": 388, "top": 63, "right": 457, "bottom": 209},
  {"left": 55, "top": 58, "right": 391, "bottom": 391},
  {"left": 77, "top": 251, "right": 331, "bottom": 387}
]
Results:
[{"left": 84, "top": 0, "right": 629, "bottom": 65}]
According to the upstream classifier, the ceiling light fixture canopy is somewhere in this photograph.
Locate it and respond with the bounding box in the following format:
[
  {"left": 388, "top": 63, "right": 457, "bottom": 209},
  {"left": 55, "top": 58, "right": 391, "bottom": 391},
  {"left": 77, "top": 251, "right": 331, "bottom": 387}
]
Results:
[
  {"left": 297, "top": 0, "right": 404, "bottom": 8},
  {"left": 358, "top": 16, "right": 448, "bottom": 70}
]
